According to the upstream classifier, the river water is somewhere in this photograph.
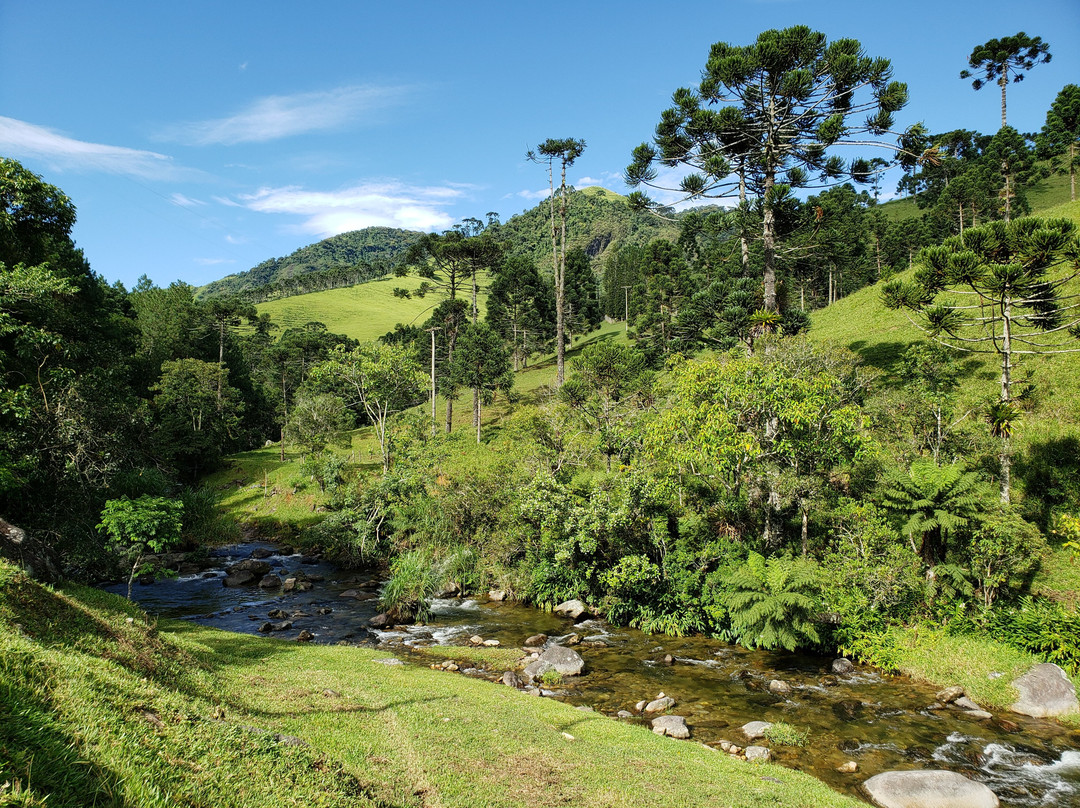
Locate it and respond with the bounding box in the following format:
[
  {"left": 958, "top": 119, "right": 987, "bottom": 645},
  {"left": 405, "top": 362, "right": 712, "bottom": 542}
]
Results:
[{"left": 107, "top": 542, "right": 1080, "bottom": 807}]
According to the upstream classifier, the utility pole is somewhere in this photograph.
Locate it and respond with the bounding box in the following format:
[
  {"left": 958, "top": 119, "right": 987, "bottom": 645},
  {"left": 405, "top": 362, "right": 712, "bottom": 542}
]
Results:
[
  {"left": 622, "top": 285, "right": 631, "bottom": 334},
  {"left": 426, "top": 326, "right": 440, "bottom": 435}
]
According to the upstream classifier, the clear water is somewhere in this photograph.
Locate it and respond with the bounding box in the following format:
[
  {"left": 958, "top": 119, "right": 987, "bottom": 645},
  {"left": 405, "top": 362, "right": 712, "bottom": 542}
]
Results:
[{"left": 108, "top": 542, "right": 1080, "bottom": 807}]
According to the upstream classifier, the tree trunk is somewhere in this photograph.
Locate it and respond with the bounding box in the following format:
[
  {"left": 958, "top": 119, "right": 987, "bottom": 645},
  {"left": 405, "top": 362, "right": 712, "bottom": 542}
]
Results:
[
  {"left": 761, "top": 173, "right": 778, "bottom": 312},
  {"left": 1072, "top": 142, "right": 1077, "bottom": 202},
  {"left": 476, "top": 399, "right": 481, "bottom": 444},
  {"left": 999, "top": 74, "right": 1008, "bottom": 128},
  {"left": 1000, "top": 297, "right": 1013, "bottom": 504},
  {"left": 801, "top": 508, "right": 809, "bottom": 557}
]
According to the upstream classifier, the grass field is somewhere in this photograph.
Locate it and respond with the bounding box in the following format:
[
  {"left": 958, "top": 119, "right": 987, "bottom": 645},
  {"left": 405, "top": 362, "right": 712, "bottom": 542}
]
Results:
[{"left": 0, "top": 563, "right": 865, "bottom": 808}]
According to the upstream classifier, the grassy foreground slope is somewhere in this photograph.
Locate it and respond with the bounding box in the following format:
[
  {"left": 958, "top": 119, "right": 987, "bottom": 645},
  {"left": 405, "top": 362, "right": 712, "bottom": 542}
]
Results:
[{"left": 0, "top": 562, "right": 862, "bottom": 808}]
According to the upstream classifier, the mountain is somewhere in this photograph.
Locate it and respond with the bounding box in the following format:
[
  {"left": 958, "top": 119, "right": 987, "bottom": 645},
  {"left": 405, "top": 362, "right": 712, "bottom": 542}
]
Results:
[
  {"left": 198, "top": 226, "right": 423, "bottom": 301},
  {"left": 496, "top": 186, "right": 680, "bottom": 271}
]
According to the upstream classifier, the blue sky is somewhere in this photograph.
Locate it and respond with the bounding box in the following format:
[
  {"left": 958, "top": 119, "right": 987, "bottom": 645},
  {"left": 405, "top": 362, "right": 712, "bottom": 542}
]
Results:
[{"left": 2, "top": 0, "right": 1078, "bottom": 289}]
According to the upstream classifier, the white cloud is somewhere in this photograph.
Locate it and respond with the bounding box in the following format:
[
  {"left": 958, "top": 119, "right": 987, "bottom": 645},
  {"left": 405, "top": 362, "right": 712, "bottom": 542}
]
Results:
[
  {"left": 236, "top": 181, "right": 461, "bottom": 236},
  {"left": 0, "top": 116, "right": 190, "bottom": 180},
  {"left": 195, "top": 257, "right": 234, "bottom": 265},
  {"left": 507, "top": 188, "right": 551, "bottom": 202},
  {"left": 170, "top": 193, "right": 205, "bottom": 207},
  {"left": 576, "top": 171, "right": 622, "bottom": 189},
  {"left": 161, "top": 84, "right": 412, "bottom": 146}
]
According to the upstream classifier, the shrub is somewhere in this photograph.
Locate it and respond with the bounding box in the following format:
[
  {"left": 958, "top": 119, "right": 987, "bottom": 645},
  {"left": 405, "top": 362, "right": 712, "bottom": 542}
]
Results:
[
  {"left": 723, "top": 552, "right": 821, "bottom": 651},
  {"left": 763, "top": 722, "right": 809, "bottom": 747}
]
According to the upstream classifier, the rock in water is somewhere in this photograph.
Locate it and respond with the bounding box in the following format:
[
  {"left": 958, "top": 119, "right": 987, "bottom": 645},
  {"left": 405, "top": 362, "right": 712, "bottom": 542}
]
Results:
[
  {"left": 768, "top": 679, "right": 792, "bottom": 695},
  {"left": 650, "top": 715, "right": 690, "bottom": 739},
  {"left": 644, "top": 696, "right": 676, "bottom": 713},
  {"left": 226, "top": 559, "right": 271, "bottom": 577},
  {"left": 741, "top": 721, "right": 772, "bottom": 740},
  {"left": 258, "top": 574, "right": 281, "bottom": 589},
  {"left": 553, "top": 599, "right": 591, "bottom": 620},
  {"left": 1010, "top": 663, "right": 1080, "bottom": 718},
  {"left": 524, "top": 634, "right": 547, "bottom": 647},
  {"left": 831, "top": 658, "right": 855, "bottom": 675},
  {"left": 862, "top": 770, "right": 999, "bottom": 808},
  {"left": 523, "top": 645, "right": 585, "bottom": 679}
]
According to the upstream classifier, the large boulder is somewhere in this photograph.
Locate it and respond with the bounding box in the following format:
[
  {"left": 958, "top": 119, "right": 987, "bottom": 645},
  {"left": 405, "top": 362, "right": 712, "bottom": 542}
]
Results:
[
  {"left": 1010, "top": 663, "right": 1079, "bottom": 718},
  {"left": 226, "top": 559, "right": 271, "bottom": 577},
  {"left": 523, "top": 645, "right": 585, "bottom": 679},
  {"left": 862, "top": 771, "right": 999, "bottom": 808},
  {"left": 0, "top": 518, "right": 62, "bottom": 583},
  {"left": 553, "top": 599, "right": 591, "bottom": 620}
]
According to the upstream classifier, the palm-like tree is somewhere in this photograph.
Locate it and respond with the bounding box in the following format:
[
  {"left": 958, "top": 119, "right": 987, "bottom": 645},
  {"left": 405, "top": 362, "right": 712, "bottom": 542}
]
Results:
[
  {"left": 960, "top": 33, "right": 1051, "bottom": 128},
  {"left": 878, "top": 460, "right": 985, "bottom": 567},
  {"left": 724, "top": 552, "right": 820, "bottom": 651}
]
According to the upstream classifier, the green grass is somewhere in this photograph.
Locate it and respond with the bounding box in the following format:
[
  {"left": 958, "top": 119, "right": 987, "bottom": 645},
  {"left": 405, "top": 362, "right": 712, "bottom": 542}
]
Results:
[
  {"left": 255, "top": 275, "right": 456, "bottom": 343},
  {"left": 0, "top": 563, "right": 865, "bottom": 807}
]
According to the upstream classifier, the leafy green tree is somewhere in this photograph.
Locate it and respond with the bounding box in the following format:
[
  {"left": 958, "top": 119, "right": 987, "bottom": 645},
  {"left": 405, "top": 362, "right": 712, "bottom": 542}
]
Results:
[
  {"left": 528, "top": 137, "right": 586, "bottom": 386},
  {"left": 877, "top": 459, "right": 985, "bottom": 568},
  {"left": 448, "top": 322, "right": 513, "bottom": 443},
  {"left": 202, "top": 297, "right": 257, "bottom": 405},
  {"left": 626, "top": 26, "right": 913, "bottom": 313},
  {"left": 98, "top": 495, "right": 184, "bottom": 598},
  {"left": 960, "top": 33, "right": 1051, "bottom": 128},
  {"left": 563, "top": 248, "right": 601, "bottom": 343},
  {"left": 883, "top": 217, "right": 1080, "bottom": 501},
  {"left": 1038, "top": 84, "right": 1080, "bottom": 202},
  {"left": 631, "top": 239, "right": 692, "bottom": 355},
  {"left": 287, "top": 391, "right": 352, "bottom": 462},
  {"left": 966, "top": 505, "right": 1046, "bottom": 608},
  {"left": 311, "top": 343, "right": 426, "bottom": 471},
  {"left": 723, "top": 552, "right": 821, "bottom": 651},
  {"left": 560, "top": 342, "right": 654, "bottom": 471}
]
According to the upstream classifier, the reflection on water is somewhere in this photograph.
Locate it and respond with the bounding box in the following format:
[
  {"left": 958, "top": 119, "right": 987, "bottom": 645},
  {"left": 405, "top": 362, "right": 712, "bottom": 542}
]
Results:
[{"left": 109, "top": 542, "right": 1080, "bottom": 808}]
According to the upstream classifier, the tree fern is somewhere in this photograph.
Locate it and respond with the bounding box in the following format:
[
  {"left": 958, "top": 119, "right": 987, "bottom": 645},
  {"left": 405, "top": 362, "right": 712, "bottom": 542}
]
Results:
[{"left": 724, "top": 552, "right": 821, "bottom": 651}]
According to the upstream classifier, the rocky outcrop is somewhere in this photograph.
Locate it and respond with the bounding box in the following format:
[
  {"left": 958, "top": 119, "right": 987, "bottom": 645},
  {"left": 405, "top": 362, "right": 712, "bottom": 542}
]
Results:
[
  {"left": 0, "top": 518, "right": 62, "bottom": 583},
  {"left": 862, "top": 770, "right": 999, "bottom": 808},
  {"left": 1010, "top": 663, "right": 1079, "bottom": 718}
]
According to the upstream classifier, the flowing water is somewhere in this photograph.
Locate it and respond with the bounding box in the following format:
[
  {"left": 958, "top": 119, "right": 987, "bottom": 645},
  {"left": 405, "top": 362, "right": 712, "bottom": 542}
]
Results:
[{"left": 108, "top": 542, "right": 1080, "bottom": 806}]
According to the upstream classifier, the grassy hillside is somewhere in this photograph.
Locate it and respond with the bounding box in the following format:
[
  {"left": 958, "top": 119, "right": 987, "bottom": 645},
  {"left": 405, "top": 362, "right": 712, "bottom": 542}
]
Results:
[{"left": 0, "top": 562, "right": 863, "bottom": 808}]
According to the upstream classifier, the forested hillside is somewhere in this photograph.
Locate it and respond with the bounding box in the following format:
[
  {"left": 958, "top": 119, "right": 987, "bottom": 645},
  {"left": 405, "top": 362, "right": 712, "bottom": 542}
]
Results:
[{"left": 199, "top": 226, "right": 422, "bottom": 302}]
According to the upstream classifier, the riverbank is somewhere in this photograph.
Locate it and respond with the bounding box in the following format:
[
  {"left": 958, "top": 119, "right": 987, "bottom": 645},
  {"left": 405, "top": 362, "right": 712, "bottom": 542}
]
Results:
[{"left": 0, "top": 561, "right": 864, "bottom": 808}]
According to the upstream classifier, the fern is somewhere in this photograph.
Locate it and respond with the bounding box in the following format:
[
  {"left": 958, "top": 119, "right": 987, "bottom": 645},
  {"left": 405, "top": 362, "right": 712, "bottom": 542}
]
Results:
[{"left": 724, "top": 552, "right": 821, "bottom": 651}]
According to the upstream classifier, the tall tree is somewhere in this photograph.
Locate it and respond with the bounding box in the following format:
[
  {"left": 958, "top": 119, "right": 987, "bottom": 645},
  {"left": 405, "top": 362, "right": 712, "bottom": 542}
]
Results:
[
  {"left": 486, "top": 255, "right": 555, "bottom": 370},
  {"left": 448, "top": 322, "right": 513, "bottom": 443},
  {"left": 202, "top": 297, "right": 257, "bottom": 406},
  {"left": 883, "top": 217, "right": 1080, "bottom": 502},
  {"left": 626, "top": 26, "right": 913, "bottom": 313},
  {"left": 960, "top": 33, "right": 1051, "bottom": 128},
  {"left": 1038, "top": 84, "right": 1080, "bottom": 202},
  {"left": 528, "top": 138, "right": 586, "bottom": 386}
]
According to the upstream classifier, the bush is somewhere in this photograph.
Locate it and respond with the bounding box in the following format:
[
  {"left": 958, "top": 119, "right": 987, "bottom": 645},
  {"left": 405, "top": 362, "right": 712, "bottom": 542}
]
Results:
[
  {"left": 379, "top": 548, "right": 442, "bottom": 623},
  {"left": 985, "top": 596, "right": 1080, "bottom": 674},
  {"left": 763, "top": 722, "right": 809, "bottom": 747},
  {"left": 723, "top": 552, "right": 821, "bottom": 651}
]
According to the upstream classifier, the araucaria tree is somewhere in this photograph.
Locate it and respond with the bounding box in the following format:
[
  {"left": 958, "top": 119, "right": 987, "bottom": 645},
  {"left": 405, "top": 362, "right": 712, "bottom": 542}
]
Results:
[
  {"left": 625, "top": 26, "right": 914, "bottom": 313},
  {"left": 960, "top": 33, "right": 1051, "bottom": 128},
  {"left": 883, "top": 218, "right": 1080, "bottom": 503},
  {"left": 528, "top": 138, "right": 586, "bottom": 386},
  {"left": 1039, "top": 84, "right": 1080, "bottom": 202}
]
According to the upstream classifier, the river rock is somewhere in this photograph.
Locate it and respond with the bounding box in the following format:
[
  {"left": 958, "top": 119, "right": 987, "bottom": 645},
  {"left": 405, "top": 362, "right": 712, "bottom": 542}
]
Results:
[
  {"left": 501, "top": 671, "right": 524, "bottom": 688},
  {"left": 831, "top": 658, "right": 855, "bottom": 675},
  {"left": 258, "top": 620, "right": 293, "bottom": 632},
  {"left": 227, "top": 559, "right": 271, "bottom": 577},
  {"left": 634, "top": 700, "right": 648, "bottom": 713},
  {"left": 862, "top": 770, "right": 999, "bottom": 808},
  {"left": 745, "top": 746, "right": 771, "bottom": 762},
  {"left": 741, "top": 721, "right": 772, "bottom": 740},
  {"left": 488, "top": 589, "right": 507, "bottom": 601},
  {"left": 177, "top": 562, "right": 202, "bottom": 576},
  {"left": 267, "top": 609, "right": 288, "bottom": 619},
  {"left": 523, "top": 645, "right": 585, "bottom": 679},
  {"left": 258, "top": 574, "right": 281, "bottom": 589},
  {"left": 833, "top": 699, "right": 864, "bottom": 721},
  {"left": 339, "top": 589, "right": 361, "bottom": 599},
  {"left": 564, "top": 633, "right": 581, "bottom": 646},
  {"left": 368, "top": 613, "right": 392, "bottom": 629},
  {"left": 837, "top": 760, "right": 859, "bottom": 773},
  {"left": 222, "top": 570, "right": 256, "bottom": 587},
  {"left": 468, "top": 635, "right": 484, "bottom": 646},
  {"left": 644, "top": 696, "right": 676, "bottom": 713},
  {"left": 617, "top": 710, "right": 633, "bottom": 718},
  {"left": 953, "top": 696, "right": 982, "bottom": 711},
  {"left": 768, "top": 679, "right": 792, "bottom": 695},
  {"left": 651, "top": 715, "right": 690, "bottom": 739},
  {"left": 524, "top": 633, "right": 547, "bottom": 647},
  {"left": 553, "top": 599, "right": 591, "bottom": 620},
  {"left": 296, "top": 630, "right": 314, "bottom": 642},
  {"left": 1009, "top": 662, "right": 1080, "bottom": 718},
  {"left": 482, "top": 639, "right": 500, "bottom": 647},
  {"left": 250, "top": 548, "right": 274, "bottom": 559},
  {"left": 937, "top": 685, "right": 965, "bottom": 704},
  {"left": 964, "top": 709, "right": 993, "bottom": 720}
]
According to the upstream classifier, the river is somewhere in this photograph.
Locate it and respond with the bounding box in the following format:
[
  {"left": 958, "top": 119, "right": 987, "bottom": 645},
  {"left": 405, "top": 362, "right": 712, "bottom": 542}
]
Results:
[{"left": 106, "top": 542, "right": 1080, "bottom": 807}]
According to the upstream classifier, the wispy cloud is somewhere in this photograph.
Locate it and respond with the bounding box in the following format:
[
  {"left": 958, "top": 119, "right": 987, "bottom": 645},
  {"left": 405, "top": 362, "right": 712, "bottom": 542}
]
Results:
[
  {"left": 170, "top": 193, "right": 205, "bottom": 207},
  {"left": 195, "top": 257, "right": 234, "bottom": 266},
  {"left": 161, "top": 84, "right": 412, "bottom": 146},
  {"left": 576, "top": 172, "right": 622, "bottom": 189},
  {"left": 0, "top": 116, "right": 191, "bottom": 180},
  {"left": 507, "top": 188, "right": 551, "bottom": 202},
  {"left": 236, "top": 181, "right": 461, "bottom": 236}
]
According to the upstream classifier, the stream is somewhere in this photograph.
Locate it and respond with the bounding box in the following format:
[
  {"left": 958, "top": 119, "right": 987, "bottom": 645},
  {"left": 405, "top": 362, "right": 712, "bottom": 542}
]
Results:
[{"left": 106, "top": 542, "right": 1080, "bottom": 807}]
